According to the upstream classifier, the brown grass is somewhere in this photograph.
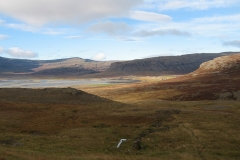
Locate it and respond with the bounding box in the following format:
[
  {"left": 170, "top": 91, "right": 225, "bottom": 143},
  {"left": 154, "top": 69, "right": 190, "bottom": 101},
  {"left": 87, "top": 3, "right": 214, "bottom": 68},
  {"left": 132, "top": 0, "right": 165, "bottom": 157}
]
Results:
[
  {"left": 1, "top": 65, "right": 240, "bottom": 159},
  {"left": 0, "top": 94, "right": 240, "bottom": 159}
]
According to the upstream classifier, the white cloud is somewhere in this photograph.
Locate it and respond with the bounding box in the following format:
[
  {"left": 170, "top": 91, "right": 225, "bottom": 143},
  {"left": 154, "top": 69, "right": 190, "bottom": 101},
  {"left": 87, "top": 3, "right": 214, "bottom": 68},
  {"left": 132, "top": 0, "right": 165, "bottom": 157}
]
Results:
[
  {"left": 0, "top": 19, "right": 5, "bottom": 25},
  {"left": 6, "top": 23, "right": 39, "bottom": 32},
  {"left": 89, "top": 21, "right": 131, "bottom": 35},
  {"left": 118, "top": 37, "right": 144, "bottom": 42},
  {"left": 64, "top": 36, "right": 86, "bottom": 39},
  {"left": 144, "top": 0, "right": 239, "bottom": 10},
  {"left": 161, "top": 1, "right": 208, "bottom": 10},
  {"left": 0, "top": 0, "right": 143, "bottom": 26},
  {"left": 135, "top": 29, "right": 191, "bottom": 37},
  {"left": 5, "top": 47, "right": 38, "bottom": 58},
  {"left": 0, "top": 34, "right": 9, "bottom": 40},
  {"left": 193, "top": 14, "right": 240, "bottom": 23},
  {"left": 0, "top": 46, "right": 4, "bottom": 53},
  {"left": 188, "top": 14, "right": 240, "bottom": 36},
  {"left": 139, "top": 13, "right": 240, "bottom": 38},
  {"left": 42, "top": 29, "right": 65, "bottom": 35},
  {"left": 5, "top": 23, "right": 74, "bottom": 36},
  {"left": 92, "top": 53, "right": 106, "bottom": 61},
  {"left": 129, "top": 10, "right": 172, "bottom": 23},
  {"left": 223, "top": 40, "right": 240, "bottom": 48}
]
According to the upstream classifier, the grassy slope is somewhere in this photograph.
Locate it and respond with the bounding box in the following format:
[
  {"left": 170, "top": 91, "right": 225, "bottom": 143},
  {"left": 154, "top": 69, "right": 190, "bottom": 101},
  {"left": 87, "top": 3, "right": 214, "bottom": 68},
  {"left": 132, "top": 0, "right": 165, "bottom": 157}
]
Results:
[
  {"left": 75, "top": 54, "right": 240, "bottom": 159},
  {"left": 1, "top": 99, "right": 239, "bottom": 160},
  {"left": 0, "top": 87, "right": 239, "bottom": 159},
  {"left": 81, "top": 54, "right": 240, "bottom": 102},
  {"left": 1, "top": 55, "right": 240, "bottom": 159},
  {"left": 1, "top": 83, "right": 239, "bottom": 159}
]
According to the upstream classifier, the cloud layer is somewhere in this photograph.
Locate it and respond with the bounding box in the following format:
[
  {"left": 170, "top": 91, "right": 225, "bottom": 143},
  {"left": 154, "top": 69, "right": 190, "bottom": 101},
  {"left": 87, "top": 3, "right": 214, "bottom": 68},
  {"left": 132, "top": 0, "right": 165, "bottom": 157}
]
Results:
[
  {"left": 0, "top": 46, "right": 4, "bottom": 53},
  {"left": 64, "top": 36, "right": 86, "bottom": 39},
  {"left": 135, "top": 29, "right": 191, "bottom": 37},
  {"left": 92, "top": 53, "right": 106, "bottom": 61},
  {"left": 5, "top": 47, "right": 38, "bottom": 58},
  {"left": 129, "top": 10, "right": 172, "bottom": 22},
  {"left": 223, "top": 40, "right": 240, "bottom": 48},
  {"left": 0, "top": 34, "right": 9, "bottom": 40},
  {"left": 0, "top": 0, "right": 143, "bottom": 26},
  {"left": 89, "top": 21, "right": 131, "bottom": 36},
  {"left": 145, "top": 0, "right": 239, "bottom": 10},
  {"left": 193, "top": 14, "right": 240, "bottom": 23}
]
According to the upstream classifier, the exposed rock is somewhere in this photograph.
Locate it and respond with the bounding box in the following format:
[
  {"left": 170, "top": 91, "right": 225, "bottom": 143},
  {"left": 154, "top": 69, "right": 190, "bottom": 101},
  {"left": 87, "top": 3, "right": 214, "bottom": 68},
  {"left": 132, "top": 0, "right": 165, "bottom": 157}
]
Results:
[
  {"left": 105, "top": 52, "right": 238, "bottom": 76},
  {"left": 169, "top": 54, "right": 240, "bottom": 101},
  {"left": 1, "top": 52, "right": 238, "bottom": 77},
  {"left": 190, "top": 54, "right": 240, "bottom": 76}
]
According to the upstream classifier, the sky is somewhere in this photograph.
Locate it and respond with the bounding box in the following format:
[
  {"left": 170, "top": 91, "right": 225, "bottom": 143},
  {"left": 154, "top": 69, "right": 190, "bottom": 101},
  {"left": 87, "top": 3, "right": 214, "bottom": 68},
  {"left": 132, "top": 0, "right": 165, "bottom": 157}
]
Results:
[{"left": 0, "top": 0, "right": 240, "bottom": 61}]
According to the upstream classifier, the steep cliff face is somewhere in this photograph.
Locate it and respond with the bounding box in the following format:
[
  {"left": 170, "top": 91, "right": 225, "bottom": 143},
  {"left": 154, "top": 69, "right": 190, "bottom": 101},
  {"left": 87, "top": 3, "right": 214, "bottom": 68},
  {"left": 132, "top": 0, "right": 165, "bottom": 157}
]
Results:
[{"left": 106, "top": 52, "right": 238, "bottom": 75}]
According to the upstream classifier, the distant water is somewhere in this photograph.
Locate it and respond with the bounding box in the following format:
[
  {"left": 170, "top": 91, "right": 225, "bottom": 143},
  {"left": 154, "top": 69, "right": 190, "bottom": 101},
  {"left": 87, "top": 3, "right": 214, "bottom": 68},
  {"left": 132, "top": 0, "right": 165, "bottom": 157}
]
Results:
[{"left": 0, "top": 79, "right": 139, "bottom": 88}]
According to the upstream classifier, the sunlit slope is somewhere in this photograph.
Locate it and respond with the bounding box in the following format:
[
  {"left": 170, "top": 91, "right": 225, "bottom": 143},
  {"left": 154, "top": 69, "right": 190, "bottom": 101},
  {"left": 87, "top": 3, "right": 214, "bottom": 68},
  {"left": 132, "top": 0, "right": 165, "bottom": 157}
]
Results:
[
  {"left": 82, "top": 54, "right": 240, "bottom": 102},
  {"left": 104, "top": 52, "right": 238, "bottom": 76}
]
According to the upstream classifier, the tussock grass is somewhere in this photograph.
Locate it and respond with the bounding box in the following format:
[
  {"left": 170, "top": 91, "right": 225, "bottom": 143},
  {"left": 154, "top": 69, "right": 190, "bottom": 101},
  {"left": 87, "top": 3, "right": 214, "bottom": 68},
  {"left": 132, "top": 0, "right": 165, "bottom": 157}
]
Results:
[
  {"left": 0, "top": 80, "right": 240, "bottom": 159},
  {"left": 0, "top": 99, "right": 240, "bottom": 159}
]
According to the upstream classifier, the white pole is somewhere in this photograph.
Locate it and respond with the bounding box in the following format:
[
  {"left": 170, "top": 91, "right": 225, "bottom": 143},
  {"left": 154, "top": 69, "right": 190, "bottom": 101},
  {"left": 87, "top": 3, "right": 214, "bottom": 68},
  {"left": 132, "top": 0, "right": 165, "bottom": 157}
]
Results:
[{"left": 117, "top": 139, "right": 127, "bottom": 148}]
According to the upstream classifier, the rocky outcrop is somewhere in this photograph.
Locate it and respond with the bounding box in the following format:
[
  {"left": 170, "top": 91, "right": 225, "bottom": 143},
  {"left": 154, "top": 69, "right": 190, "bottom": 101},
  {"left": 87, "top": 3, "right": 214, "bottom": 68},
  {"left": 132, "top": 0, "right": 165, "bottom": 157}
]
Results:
[
  {"left": 190, "top": 53, "right": 240, "bottom": 76},
  {"left": 105, "top": 52, "right": 238, "bottom": 75},
  {"left": 1, "top": 52, "right": 239, "bottom": 77},
  {"left": 169, "top": 53, "right": 240, "bottom": 101}
]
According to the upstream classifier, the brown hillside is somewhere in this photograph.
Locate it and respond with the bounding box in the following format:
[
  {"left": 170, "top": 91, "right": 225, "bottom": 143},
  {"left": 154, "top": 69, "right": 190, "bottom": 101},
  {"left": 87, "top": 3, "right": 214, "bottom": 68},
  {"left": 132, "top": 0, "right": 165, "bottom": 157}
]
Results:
[
  {"left": 104, "top": 52, "right": 238, "bottom": 76},
  {"left": 0, "top": 57, "right": 114, "bottom": 77},
  {"left": 170, "top": 54, "right": 240, "bottom": 101},
  {"left": 189, "top": 54, "right": 240, "bottom": 76},
  {"left": 1, "top": 52, "right": 238, "bottom": 78},
  {"left": 0, "top": 87, "right": 114, "bottom": 105},
  {"left": 83, "top": 54, "right": 240, "bottom": 102}
]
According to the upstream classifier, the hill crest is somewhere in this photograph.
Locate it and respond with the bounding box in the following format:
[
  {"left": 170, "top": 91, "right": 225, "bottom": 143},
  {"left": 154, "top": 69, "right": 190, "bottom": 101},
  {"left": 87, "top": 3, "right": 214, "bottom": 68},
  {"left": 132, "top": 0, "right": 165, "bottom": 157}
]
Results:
[
  {"left": 104, "top": 52, "right": 239, "bottom": 76},
  {"left": 1, "top": 52, "right": 239, "bottom": 77},
  {"left": 189, "top": 53, "right": 240, "bottom": 76}
]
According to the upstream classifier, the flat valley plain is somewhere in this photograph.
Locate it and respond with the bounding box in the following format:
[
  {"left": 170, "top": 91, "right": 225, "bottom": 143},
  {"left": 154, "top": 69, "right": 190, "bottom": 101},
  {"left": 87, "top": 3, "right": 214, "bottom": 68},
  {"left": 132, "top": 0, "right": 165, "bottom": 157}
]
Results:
[
  {"left": 0, "top": 78, "right": 140, "bottom": 88},
  {"left": 0, "top": 75, "right": 239, "bottom": 160}
]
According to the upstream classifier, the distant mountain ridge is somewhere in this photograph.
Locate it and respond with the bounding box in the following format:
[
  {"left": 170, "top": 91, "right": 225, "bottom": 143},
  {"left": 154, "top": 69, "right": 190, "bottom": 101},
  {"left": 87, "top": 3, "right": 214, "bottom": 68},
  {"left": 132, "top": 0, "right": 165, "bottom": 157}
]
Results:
[
  {"left": 1, "top": 52, "right": 239, "bottom": 77},
  {"left": 0, "top": 57, "right": 114, "bottom": 77},
  {"left": 104, "top": 52, "right": 239, "bottom": 75},
  {"left": 98, "top": 53, "right": 240, "bottom": 101},
  {"left": 0, "top": 56, "right": 39, "bottom": 73}
]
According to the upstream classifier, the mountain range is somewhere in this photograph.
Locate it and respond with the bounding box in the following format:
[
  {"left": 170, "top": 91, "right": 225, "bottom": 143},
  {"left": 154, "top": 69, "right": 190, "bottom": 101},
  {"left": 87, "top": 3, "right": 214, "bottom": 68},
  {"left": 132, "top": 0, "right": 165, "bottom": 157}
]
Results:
[
  {"left": 85, "top": 53, "right": 240, "bottom": 101},
  {"left": 0, "top": 52, "right": 239, "bottom": 77},
  {"left": 0, "top": 57, "right": 114, "bottom": 77},
  {"left": 105, "top": 52, "right": 239, "bottom": 76}
]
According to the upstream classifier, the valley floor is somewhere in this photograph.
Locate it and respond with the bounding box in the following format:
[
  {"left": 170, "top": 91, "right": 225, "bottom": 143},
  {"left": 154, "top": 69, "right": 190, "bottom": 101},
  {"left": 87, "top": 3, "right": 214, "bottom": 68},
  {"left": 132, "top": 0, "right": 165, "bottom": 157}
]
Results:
[{"left": 0, "top": 76, "right": 240, "bottom": 160}]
